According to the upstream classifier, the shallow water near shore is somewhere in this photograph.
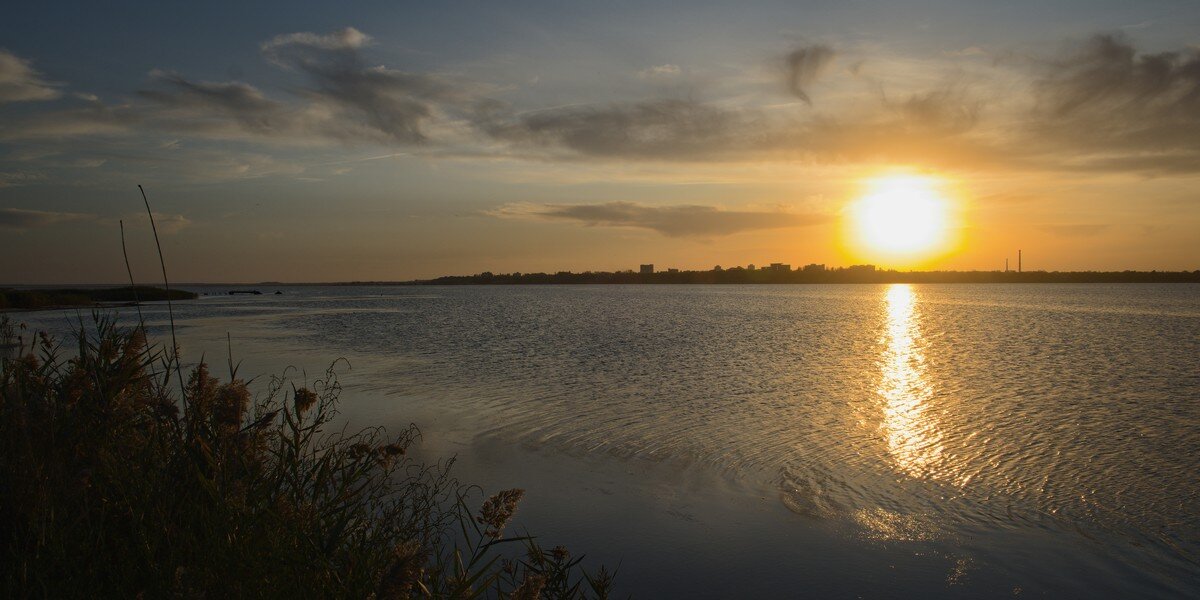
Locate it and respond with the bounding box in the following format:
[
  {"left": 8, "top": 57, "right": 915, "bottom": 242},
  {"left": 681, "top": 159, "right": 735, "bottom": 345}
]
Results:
[{"left": 12, "top": 283, "right": 1200, "bottom": 598}]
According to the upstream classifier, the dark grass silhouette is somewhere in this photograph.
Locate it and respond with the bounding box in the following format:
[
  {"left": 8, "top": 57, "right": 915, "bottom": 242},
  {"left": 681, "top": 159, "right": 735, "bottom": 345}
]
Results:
[{"left": 0, "top": 314, "right": 615, "bottom": 598}]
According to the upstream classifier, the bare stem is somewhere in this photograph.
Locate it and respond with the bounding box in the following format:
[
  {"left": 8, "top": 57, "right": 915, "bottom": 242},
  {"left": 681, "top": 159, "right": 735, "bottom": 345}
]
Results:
[{"left": 138, "top": 184, "right": 185, "bottom": 398}]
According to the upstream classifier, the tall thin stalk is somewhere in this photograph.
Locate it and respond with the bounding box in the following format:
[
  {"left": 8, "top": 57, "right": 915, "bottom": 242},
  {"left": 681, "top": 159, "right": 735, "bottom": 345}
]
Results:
[
  {"left": 138, "top": 184, "right": 185, "bottom": 398},
  {"left": 119, "top": 220, "right": 146, "bottom": 328}
]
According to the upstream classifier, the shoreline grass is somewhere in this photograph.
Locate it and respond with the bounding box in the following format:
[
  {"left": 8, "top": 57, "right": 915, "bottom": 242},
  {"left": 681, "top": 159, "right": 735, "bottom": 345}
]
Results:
[{"left": 0, "top": 314, "right": 613, "bottom": 598}]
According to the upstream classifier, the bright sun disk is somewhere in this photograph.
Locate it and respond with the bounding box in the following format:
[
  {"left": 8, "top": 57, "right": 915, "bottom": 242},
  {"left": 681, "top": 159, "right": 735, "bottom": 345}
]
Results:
[{"left": 848, "top": 174, "right": 953, "bottom": 264}]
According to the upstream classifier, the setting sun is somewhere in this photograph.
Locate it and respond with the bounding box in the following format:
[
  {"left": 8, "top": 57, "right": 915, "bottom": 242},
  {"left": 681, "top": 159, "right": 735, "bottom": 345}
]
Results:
[{"left": 846, "top": 174, "right": 956, "bottom": 266}]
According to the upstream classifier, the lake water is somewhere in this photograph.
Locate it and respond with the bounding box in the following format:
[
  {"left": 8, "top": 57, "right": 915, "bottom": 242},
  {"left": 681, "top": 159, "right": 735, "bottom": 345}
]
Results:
[{"left": 11, "top": 284, "right": 1200, "bottom": 598}]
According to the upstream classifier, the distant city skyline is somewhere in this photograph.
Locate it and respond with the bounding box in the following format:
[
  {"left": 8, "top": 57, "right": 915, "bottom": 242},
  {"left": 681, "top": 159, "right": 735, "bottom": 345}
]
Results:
[{"left": 2, "top": 1, "right": 1199, "bottom": 283}]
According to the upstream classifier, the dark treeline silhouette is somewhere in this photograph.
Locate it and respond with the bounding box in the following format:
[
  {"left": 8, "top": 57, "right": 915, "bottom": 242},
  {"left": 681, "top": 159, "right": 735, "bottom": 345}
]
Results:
[
  {"left": 0, "top": 286, "right": 197, "bottom": 310},
  {"left": 386, "top": 267, "right": 1200, "bottom": 286}
]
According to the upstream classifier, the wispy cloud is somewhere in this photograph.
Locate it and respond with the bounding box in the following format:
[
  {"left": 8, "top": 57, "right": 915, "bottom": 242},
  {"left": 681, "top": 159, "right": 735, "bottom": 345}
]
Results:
[
  {"left": 138, "top": 70, "right": 288, "bottom": 135},
  {"left": 0, "top": 207, "right": 94, "bottom": 229},
  {"left": 0, "top": 207, "right": 192, "bottom": 233},
  {"left": 0, "top": 50, "right": 60, "bottom": 104},
  {"left": 637, "top": 64, "right": 682, "bottom": 80},
  {"left": 0, "top": 171, "right": 45, "bottom": 188},
  {"left": 785, "top": 44, "right": 835, "bottom": 105},
  {"left": 490, "top": 201, "right": 828, "bottom": 237},
  {"left": 119, "top": 211, "right": 191, "bottom": 234},
  {"left": 260, "top": 26, "right": 475, "bottom": 144},
  {"left": 1025, "top": 33, "right": 1200, "bottom": 172},
  {"left": 476, "top": 99, "right": 747, "bottom": 159}
]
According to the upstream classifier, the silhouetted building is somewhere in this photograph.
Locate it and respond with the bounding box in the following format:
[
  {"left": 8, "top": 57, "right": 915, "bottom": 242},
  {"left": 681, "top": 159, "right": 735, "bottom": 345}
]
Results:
[
  {"left": 803, "top": 263, "right": 826, "bottom": 273},
  {"left": 640, "top": 264, "right": 654, "bottom": 274},
  {"left": 747, "top": 264, "right": 756, "bottom": 271},
  {"left": 767, "top": 263, "right": 791, "bottom": 273},
  {"left": 846, "top": 264, "right": 876, "bottom": 273},
  {"left": 667, "top": 268, "right": 679, "bottom": 273}
]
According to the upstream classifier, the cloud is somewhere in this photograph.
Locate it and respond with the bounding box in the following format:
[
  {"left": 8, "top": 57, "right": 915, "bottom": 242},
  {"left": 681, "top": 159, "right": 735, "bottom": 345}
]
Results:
[
  {"left": 4, "top": 27, "right": 478, "bottom": 148},
  {"left": 637, "top": 64, "right": 682, "bottom": 79},
  {"left": 260, "top": 26, "right": 468, "bottom": 144},
  {"left": 1037, "top": 33, "right": 1200, "bottom": 117},
  {"left": 1025, "top": 33, "right": 1200, "bottom": 171},
  {"left": 490, "top": 201, "right": 828, "bottom": 237},
  {"left": 0, "top": 206, "right": 192, "bottom": 233},
  {"left": 1, "top": 99, "right": 141, "bottom": 139},
  {"left": 120, "top": 211, "right": 191, "bottom": 234},
  {"left": 885, "top": 83, "right": 981, "bottom": 135},
  {"left": 785, "top": 44, "right": 835, "bottom": 105},
  {"left": 0, "top": 207, "right": 95, "bottom": 229},
  {"left": 477, "top": 99, "right": 748, "bottom": 159},
  {"left": 138, "top": 70, "right": 289, "bottom": 134},
  {"left": 0, "top": 171, "right": 45, "bottom": 187},
  {"left": 0, "top": 50, "right": 61, "bottom": 104},
  {"left": 4, "top": 28, "right": 1200, "bottom": 179},
  {"left": 943, "top": 46, "right": 987, "bottom": 58},
  {"left": 261, "top": 27, "right": 372, "bottom": 55}
]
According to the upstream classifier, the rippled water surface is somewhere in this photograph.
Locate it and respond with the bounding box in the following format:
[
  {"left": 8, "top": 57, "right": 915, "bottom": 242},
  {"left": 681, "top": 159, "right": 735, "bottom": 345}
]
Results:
[{"left": 14, "top": 284, "right": 1200, "bottom": 597}]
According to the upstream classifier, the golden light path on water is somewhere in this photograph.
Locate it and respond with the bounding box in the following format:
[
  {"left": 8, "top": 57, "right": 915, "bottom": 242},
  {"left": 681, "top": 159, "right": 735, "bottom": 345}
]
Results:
[{"left": 879, "top": 284, "right": 945, "bottom": 479}]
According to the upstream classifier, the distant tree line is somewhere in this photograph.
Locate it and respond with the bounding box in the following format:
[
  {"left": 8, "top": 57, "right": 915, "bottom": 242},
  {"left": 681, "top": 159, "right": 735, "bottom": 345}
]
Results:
[
  {"left": 388, "top": 268, "right": 1200, "bottom": 286},
  {"left": 0, "top": 286, "right": 196, "bottom": 310}
]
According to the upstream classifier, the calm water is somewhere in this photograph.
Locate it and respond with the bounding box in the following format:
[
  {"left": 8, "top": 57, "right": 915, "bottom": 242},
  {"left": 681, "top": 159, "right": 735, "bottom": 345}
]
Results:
[{"left": 12, "top": 284, "right": 1200, "bottom": 597}]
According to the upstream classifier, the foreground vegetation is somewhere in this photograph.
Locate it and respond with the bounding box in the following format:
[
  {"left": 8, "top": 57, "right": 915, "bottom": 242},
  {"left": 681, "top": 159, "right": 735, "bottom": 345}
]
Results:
[
  {"left": 0, "top": 287, "right": 197, "bottom": 311},
  {"left": 0, "top": 315, "right": 613, "bottom": 598}
]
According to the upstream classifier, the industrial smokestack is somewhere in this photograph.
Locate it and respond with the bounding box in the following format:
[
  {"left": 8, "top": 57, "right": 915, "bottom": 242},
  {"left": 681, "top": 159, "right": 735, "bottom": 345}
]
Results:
[{"left": 1019, "top": 250, "right": 1022, "bottom": 273}]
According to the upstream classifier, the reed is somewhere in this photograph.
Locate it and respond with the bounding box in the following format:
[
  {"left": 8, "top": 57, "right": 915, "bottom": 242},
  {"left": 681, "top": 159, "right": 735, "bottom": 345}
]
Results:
[{"left": 0, "top": 314, "right": 614, "bottom": 598}]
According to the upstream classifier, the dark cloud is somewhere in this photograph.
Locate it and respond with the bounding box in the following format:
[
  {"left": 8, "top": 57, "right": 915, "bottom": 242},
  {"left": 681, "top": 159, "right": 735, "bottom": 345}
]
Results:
[
  {"left": 1027, "top": 33, "right": 1200, "bottom": 172},
  {"left": 261, "top": 27, "right": 464, "bottom": 143},
  {"left": 785, "top": 44, "right": 835, "bottom": 105},
  {"left": 492, "top": 201, "right": 828, "bottom": 237},
  {"left": 0, "top": 207, "right": 94, "bottom": 229},
  {"left": 138, "top": 70, "right": 288, "bottom": 134},
  {"left": 4, "top": 28, "right": 473, "bottom": 147},
  {"left": 1038, "top": 34, "right": 1200, "bottom": 117},
  {"left": 0, "top": 50, "right": 60, "bottom": 104},
  {"left": 477, "top": 99, "right": 749, "bottom": 159}
]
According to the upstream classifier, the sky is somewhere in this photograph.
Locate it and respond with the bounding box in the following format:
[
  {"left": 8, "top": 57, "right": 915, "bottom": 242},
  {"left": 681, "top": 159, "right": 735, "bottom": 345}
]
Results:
[{"left": 1, "top": 0, "right": 1198, "bottom": 283}]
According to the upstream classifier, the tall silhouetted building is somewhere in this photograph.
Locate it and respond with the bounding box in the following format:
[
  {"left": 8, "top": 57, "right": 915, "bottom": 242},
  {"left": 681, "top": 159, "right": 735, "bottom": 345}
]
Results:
[
  {"left": 640, "top": 264, "right": 654, "bottom": 274},
  {"left": 803, "top": 263, "right": 826, "bottom": 273}
]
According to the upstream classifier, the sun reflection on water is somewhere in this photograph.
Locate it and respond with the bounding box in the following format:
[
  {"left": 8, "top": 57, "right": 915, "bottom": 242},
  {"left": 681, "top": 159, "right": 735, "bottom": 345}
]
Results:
[{"left": 880, "top": 284, "right": 944, "bottom": 479}]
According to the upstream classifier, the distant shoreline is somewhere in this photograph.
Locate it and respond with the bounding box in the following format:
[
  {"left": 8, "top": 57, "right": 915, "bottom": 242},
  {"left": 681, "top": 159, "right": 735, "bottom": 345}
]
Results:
[
  {"left": 0, "top": 286, "right": 197, "bottom": 312},
  {"left": 359, "top": 269, "right": 1200, "bottom": 286},
  {"left": 5, "top": 271, "right": 1200, "bottom": 288}
]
